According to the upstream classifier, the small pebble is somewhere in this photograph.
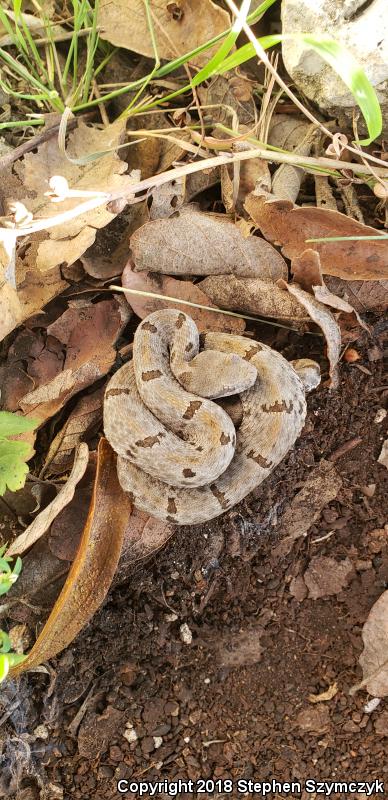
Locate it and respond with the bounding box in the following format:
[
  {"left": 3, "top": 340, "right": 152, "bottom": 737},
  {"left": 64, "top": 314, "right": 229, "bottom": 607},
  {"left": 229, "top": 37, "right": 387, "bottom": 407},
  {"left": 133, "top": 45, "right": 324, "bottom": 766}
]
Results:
[
  {"left": 374, "top": 408, "right": 386, "bottom": 424},
  {"left": 364, "top": 697, "right": 381, "bottom": 714},
  {"left": 153, "top": 736, "right": 163, "bottom": 749},
  {"left": 123, "top": 724, "right": 138, "bottom": 744},
  {"left": 204, "top": 678, "right": 211, "bottom": 684},
  {"left": 34, "top": 725, "right": 49, "bottom": 740},
  {"left": 180, "top": 623, "right": 193, "bottom": 645},
  {"left": 344, "top": 348, "right": 360, "bottom": 363}
]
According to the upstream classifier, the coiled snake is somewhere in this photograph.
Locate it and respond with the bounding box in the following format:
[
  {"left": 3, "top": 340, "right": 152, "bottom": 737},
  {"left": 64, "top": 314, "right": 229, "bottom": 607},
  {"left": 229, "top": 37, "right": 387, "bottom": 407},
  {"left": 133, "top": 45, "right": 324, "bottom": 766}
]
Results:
[{"left": 104, "top": 309, "right": 320, "bottom": 525}]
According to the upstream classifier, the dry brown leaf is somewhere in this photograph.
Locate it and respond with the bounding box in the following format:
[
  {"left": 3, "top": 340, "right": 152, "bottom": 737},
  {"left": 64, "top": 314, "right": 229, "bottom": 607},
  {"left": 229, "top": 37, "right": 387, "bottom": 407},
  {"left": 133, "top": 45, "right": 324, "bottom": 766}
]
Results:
[
  {"left": 272, "top": 460, "right": 342, "bottom": 559},
  {"left": 122, "top": 260, "right": 245, "bottom": 333},
  {"left": 291, "top": 249, "right": 369, "bottom": 332},
  {"left": 280, "top": 281, "right": 341, "bottom": 387},
  {"left": 269, "top": 116, "right": 317, "bottom": 203},
  {"left": 308, "top": 682, "right": 338, "bottom": 703},
  {"left": 351, "top": 591, "right": 388, "bottom": 697},
  {"left": 42, "top": 386, "right": 104, "bottom": 476},
  {"left": 117, "top": 508, "right": 174, "bottom": 578},
  {"left": 198, "top": 73, "right": 255, "bottom": 126},
  {"left": 244, "top": 191, "right": 388, "bottom": 280},
  {"left": 185, "top": 166, "right": 221, "bottom": 202},
  {"left": 200, "top": 275, "right": 307, "bottom": 321},
  {"left": 325, "top": 276, "right": 388, "bottom": 312},
  {"left": 130, "top": 207, "right": 288, "bottom": 278},
  {"left": 7, "top": 119, "right": 136, "bottom": 273},
  {"left": 80, "top": 200, "right": 148, "bottom": 280},
  {"left": 48, "top": 454, "right": 97, "bottom": 561},
  {"left": 9, "top": 439, "right": 131, "bottom": 674},
  {"left": 98, "top": 0, "right": 230, "bottom": 66},
  {"left": 2, "top": 298, "right": 129, "bottom": 425},
  {"left": 0, "top": 229, "right": 22, "bottom": 342},
  {"left": 149, "top": 176, "right": 185, "bottom": 220},
  {"left": 304, "top": 555, "right": 354, "bottom": 599},
  {"left": 6, "top": 443, "right": 89, "bottom": 557},
  {"left": 221, "top": 157, "right": 271, "bottom": 215},
  {"left": 127, "top": 111, "right": 188, "bottom": 180}
]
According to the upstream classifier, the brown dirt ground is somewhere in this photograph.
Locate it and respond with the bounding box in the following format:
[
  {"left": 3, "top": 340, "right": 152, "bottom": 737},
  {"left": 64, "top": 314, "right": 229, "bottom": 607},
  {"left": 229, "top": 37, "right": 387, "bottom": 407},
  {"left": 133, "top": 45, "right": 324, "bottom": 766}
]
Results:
[{"left": 1, "top": 320, "right": 387, "bottom": 800}]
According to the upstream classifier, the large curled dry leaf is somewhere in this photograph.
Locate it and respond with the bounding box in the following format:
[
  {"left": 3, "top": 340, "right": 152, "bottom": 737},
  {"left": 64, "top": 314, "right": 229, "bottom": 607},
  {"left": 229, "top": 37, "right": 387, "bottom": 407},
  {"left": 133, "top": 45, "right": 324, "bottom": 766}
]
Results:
[
  {"left": 98, "top": 0, "right": 230, "bottom": 66},
  {"left": 272, "top": 460, "right": 342, "bottom": 559},
  {"left": 130, "top": 208, "right": 288, "bottom": 279},
  {"left": 200, "top": 275, "right": 308, "bottom": 321},
  {"left": 351, "top": 591, "right": 388, "bottom": 697},
  {"left": 280, "top": 281, "right": 341, "bottom": 387},
  {"left": 245, "top": 191, "right": 388, "bottom": 280},
  {"left": 1, "top": 298, "right": 129, "bottom": 425},
  {"left": 8, "top": 119, "right": 135, "bottom": 273},
  {"left": 6, "top": 443, "right": 89, "bottom": 557},
  {"left": 325, "top": 276, "right": 388, "bottom": 313},
  {"left": 122, "top": 260, "right": 245, "bottom": 333},
  {"left": 41, "top": 386, "right": 104, "bottom": 476},
  {"left": 9, "top": 439, "right": 131, "bottom": 675}
]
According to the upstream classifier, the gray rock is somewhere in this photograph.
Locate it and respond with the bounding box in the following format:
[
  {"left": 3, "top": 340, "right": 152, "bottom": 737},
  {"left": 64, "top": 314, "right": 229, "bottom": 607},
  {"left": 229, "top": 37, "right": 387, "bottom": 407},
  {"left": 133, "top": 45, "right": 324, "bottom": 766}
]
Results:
[{"left": 281, "top": 0, "right": 388, "bottom": 126}]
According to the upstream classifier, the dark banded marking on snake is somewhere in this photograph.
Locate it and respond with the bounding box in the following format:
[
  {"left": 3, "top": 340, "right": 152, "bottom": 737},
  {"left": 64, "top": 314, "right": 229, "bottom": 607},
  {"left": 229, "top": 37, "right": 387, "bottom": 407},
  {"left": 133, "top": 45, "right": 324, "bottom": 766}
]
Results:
[
  {"left": 183, "top": 400, "right": 202, "bottom": 419},
  {"left": 106, "top": 387, "right": 132, "bottom": 398},
  {"left": 244, "top": 345, "right": 263, "bottom": 361},
  {"left": 261, "top": 399, "right": 294, "bottom": 413},
  {"left": 135, "top": 432, "right": 166, "bottom": 448},
  {"left": 210, "top": 483, "right": 229, "bottom": 509},
  {"left": 247, "top": 450, "right": 272, "bottom": 469},
  {"left": 142, "top": 321, "right": 158, "bottom": 333},
  {"left": 167, "top": 497, "right": 177, "bottom": 515},
  {"left": 175, "top": 313, "right": 186, "bottom": 329},
  {"left": 183, "top": 468, "right": 196, "bottom": 478},
  {"left": 142, "top": 369, "right": 163, "bottom": 381}
]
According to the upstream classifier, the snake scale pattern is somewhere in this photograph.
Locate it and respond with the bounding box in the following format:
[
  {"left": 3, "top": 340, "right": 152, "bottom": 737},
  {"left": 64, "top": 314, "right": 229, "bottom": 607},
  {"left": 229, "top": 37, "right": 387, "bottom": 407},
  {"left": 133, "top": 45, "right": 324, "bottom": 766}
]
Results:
[{"left": 104, "top": 309, "right": 320, "bottom": 525}]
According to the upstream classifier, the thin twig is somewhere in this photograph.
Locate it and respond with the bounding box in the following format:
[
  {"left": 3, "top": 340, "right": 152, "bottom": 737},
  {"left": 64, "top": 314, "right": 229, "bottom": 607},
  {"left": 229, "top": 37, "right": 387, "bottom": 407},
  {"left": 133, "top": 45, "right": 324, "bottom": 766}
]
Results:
[
  {"left": 3, "top": 145, "right": 386, "bottom": 237},
  {"left": 110, "top": 284, "right": 322, "bottom": 334}
]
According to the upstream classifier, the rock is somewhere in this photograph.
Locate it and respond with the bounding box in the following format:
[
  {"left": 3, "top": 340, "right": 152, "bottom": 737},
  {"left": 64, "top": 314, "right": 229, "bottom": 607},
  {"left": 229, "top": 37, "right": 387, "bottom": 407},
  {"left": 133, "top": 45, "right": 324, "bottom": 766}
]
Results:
[
  {"left": 304, "top": 555, "right": 354, "bottom": 599},
  {"left": 295, "top": 705, "right": 330, "bottom": 734},
  {"left": 281, "top": 0, "right": 388, "bottom": 126},
  {"left": 375, "top": 710, "right": 388, "bottom": 736}
]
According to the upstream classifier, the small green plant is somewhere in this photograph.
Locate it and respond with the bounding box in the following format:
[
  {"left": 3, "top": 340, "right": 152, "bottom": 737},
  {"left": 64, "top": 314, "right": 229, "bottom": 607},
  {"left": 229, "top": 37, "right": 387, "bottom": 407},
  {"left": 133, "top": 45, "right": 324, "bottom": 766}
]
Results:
[
  {"left": 0, "top": 410, "right": 38, "bottom": 496},
  {"left": 0, "top": 546, "right": 26, "bottom": 680}
]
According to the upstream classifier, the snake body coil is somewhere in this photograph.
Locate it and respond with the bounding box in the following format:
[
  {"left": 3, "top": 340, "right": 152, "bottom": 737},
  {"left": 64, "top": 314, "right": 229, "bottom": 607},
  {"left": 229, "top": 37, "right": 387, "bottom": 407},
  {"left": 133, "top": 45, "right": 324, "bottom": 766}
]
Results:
[{"left": 104, "top": 309, "right": 320, "bottom": 525}]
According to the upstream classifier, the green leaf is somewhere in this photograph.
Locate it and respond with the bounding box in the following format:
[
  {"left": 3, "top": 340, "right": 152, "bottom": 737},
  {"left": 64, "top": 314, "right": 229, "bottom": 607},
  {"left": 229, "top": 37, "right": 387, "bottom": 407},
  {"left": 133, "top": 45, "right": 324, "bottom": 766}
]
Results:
[
  {"left": 216, "top": 34, "right": 382, "bottom": 145},
  {"left": 0, "top": 412, "right": 38, "bottom": 496},
  {"left": 0, "top": 411, "right": 38, "bottom": 438},
  {"left": 0, "top": 451, "right": 30, "bottom": 495},
  {"left": 0, "top": 631, "right": 11, "bottom": 654},
  {"left": 301, "top": 35, "right": 382, "bottom": 145},
  {"left": 0, "top": 654, "right": 10, "bottom": 682},
  {"left": 191, "top": 0, "right": 251, "bottom": 88}
]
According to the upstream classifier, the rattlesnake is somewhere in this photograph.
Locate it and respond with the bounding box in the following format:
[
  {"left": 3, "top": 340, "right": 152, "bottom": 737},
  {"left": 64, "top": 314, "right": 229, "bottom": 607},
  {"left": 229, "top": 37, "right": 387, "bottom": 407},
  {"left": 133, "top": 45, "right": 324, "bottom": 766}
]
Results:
[{"left": 104, "top": 309, "right": 320, "bottom": 525}]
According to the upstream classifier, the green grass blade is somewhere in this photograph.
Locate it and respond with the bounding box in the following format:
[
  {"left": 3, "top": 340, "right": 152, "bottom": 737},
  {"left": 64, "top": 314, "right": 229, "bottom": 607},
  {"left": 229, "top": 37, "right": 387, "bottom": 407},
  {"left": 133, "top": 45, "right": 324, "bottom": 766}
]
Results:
[
  {"left": 72, "top": 0, "right": 278, "bottom": 112},
  {"left": 216, "top": 33, "right": 382, "bottom": 144},
  {"left": 191, "top": 0, "right": 251, "bottom": 87}
]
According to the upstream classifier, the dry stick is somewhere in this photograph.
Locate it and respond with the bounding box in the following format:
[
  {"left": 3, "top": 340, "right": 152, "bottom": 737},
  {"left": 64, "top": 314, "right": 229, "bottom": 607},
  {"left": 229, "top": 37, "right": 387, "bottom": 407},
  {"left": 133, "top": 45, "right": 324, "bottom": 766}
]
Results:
[
  {"left": 4, "top": 146, "right": 388, "bottom": 238},
  {"left": 224, "top": 0, "right": 387, "bottom": 170},
  {"left": 110, "top": 284, "right": 321, "bottom": 335},
  {"left": 0, "top": 115, "right": 90, "bottom": 172}
]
